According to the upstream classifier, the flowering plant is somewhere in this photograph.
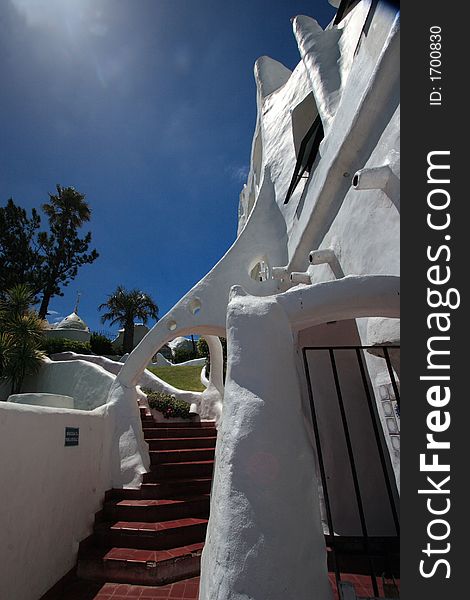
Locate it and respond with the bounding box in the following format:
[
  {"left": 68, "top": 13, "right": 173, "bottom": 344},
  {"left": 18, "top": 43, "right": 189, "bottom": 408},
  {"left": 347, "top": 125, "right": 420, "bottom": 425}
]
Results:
[{"left": 144, "top": 389, "right": 191, "bottom": 419}]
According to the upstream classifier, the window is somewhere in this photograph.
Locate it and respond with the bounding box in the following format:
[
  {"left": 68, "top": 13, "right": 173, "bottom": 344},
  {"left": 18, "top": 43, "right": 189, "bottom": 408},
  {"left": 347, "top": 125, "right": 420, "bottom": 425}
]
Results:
[{"left": 284, "top": 114, "right": 324, "bottom": 205}]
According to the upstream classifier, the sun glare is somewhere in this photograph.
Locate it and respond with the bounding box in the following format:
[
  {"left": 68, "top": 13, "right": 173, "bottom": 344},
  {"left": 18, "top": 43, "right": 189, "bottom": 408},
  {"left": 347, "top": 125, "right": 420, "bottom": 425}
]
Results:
[{"left": 11, "top": 0, "right": 103, "bottom": 36}]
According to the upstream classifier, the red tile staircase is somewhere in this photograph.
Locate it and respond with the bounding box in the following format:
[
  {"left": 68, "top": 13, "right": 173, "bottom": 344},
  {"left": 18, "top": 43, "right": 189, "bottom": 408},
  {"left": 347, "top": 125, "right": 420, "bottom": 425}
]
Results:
[
  {"left": 43, "top": 406, "right": 216, "bottom": 599},
  {"left": 41, "top": 405, "right": 398, "bottom": 599}
]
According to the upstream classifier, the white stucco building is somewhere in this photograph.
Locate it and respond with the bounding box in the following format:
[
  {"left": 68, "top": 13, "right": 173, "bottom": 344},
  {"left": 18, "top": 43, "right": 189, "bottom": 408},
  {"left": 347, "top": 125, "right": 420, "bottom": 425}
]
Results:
[
  {"left": 44, "top": 310, "right": 91, "bottom": 343},
  {"left": 111, "top": 322, "right": 149, "bottom": 351},
  {"left": 0, "top": 2, "right": 399, "bottom": 599},
  {"left": 112, "top": 1, "right": 400, "bottom": 597}
]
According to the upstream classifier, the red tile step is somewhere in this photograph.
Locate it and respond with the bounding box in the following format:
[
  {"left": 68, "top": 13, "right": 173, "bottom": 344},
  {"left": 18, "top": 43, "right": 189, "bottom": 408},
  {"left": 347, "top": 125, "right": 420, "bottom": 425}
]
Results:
[
  {"left": 94, "top": 517, "right": 208, "bottom": 550},
  {"left": 140, "top": 418, "right": 212, "bottom": 428},
  {"left": 142, "top": 420, "right": 215, "bottom": 428},
  {"left": 42, "top": 412, "right": 217, "bottom": 594},
  {"left": 103, "top": 496, "right": 209, "bottom": 522},
  {"left": 78, "top": 543, "right": 204, "bottom": 587},
  {"left": 44, "top": 570, "right": 393, "bottom": 600},
  {"left": 104, "top": 478, "right": 212, "bottom": 502},
  {"left": 143, "top": 460, "right": 214, "bottom": 481},
  {"left": 65, "top": 576, "right": 201, "bottom": 599},
  {"left": 106, "top": 478, "right": 213, "bottom": 502},
  {"left": 149, "top": 448, "right": 215, "bottom": 465},
  {"left": 139, "top": 478, "right": 213, "bottom": 499},
  {"left": 147, "top": 436, "right": 217, "bottom": 451},
  {"left": 142, "top": 427, "right": 216, "bottom": 439}
]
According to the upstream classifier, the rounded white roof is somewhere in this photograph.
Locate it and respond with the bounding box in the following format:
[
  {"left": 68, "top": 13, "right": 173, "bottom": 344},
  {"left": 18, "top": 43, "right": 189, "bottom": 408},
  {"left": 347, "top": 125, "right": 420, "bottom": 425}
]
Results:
[
  {"left": 55, "top": 312, "right": 89, "bottom": 332},
  {"left": 168, "top": 336, "right": 193, "bottom": 350}
]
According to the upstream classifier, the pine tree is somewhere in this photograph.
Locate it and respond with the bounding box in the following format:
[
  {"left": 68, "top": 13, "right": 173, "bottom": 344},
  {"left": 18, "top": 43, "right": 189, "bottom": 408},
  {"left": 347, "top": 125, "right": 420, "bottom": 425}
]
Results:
[
  {"left": 37, "top": 185, "right": 98, "bottom": 319},
  {"left": 0, "top": 199, "right": 43, "bottom": 298}
]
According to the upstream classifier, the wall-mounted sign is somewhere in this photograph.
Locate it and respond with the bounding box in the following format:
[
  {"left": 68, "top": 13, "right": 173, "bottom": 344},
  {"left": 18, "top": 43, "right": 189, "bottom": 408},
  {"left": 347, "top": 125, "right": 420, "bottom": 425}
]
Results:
[{"left": 65, "top": 427, "right": 79, "bottom": 446}]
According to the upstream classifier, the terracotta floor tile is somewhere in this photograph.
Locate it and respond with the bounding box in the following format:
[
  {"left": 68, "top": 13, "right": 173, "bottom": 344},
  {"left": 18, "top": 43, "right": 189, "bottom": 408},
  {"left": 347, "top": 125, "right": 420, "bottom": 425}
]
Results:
[
  {"left": 111, "top": 584, "right": 134, "bottom": 593},
  {"left": 125, "top": 587, "right": 145, "bottom": 597},
  {"left": 105, "top": 548, "right": 132, "bottom": 560},
  {"left": 140, "top": 590, "right": 171, "bottom": 599},
  {"left": 156, "top": 550, "right": 173, "bottom": 561},
  {"left": 183, "top": 584, "right": 199, "bottom": 599},
  {"left": 101, "top": 583, "right": 121, "bottom": 591},
  {"left": 169, "top": 584, "right": 186, "bottom": 597}
]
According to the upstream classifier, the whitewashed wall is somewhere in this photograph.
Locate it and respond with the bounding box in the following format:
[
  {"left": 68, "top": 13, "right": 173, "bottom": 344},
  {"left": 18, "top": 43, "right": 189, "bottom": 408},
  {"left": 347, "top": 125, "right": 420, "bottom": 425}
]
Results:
[
  {"left": 19, "top": 358, "right": 115, "bottom": 410},
  {"left": 0, "top": 402, "right": 112, "bottom": 600},
  {"left": 0, "top": 353, "right": 152, "bottom": 600}
]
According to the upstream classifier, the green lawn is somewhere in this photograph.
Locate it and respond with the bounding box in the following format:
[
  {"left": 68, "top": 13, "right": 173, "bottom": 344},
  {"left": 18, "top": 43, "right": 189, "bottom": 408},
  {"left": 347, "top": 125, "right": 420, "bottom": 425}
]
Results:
[{"left": 148, "top": 364, "right": 205, "bottom": 392}]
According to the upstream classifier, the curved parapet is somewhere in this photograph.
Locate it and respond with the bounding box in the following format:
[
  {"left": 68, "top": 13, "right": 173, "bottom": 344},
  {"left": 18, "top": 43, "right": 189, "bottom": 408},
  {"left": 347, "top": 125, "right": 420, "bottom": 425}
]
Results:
[
  {"left": 254, "top": 56, "right": 292, "bottom": 99},
  {"left": 278, "top": 273, "right": 400, "bottom": 329},
  {"left": 292, "top": 3, "right": 377, "bottom": 133},
  {"left": 50, "top": 351, "right": 203, "bottom": 408},
  {"left": 292, "top": 15, "right": 342, "bottom": 130},
  {"left": 197, "top": 335, "right": 224, "bottom": 423}
]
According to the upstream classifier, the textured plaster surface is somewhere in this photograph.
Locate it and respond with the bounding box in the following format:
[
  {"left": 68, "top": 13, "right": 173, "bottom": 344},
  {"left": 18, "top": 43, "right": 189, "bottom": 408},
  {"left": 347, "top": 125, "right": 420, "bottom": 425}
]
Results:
[
  {"left": 201, "top": 290, "right": 332, "bottom": 600},
  {"left": 0, "top": 402, "right": 112, "bottom": 600},
  {"left": 7, "top": 392, "right": 74, "bottom": 409},
  {"left": 12, "top": 356, "right": 150, "bottom": 490},
  {"left": 20, "top": 358, "right": 114, "bottom": 410}
]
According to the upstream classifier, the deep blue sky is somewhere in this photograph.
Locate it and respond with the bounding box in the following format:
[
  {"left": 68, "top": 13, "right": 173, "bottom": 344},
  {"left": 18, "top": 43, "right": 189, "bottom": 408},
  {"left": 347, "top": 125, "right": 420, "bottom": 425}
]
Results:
[{"left": 1, "top": 0, "right": 335, "bottom": 336}]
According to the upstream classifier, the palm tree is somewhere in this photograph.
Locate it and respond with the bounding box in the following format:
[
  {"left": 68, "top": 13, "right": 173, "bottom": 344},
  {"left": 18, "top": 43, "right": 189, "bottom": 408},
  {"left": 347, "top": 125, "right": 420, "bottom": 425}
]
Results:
[
  {"left": 0, "top": 284, "right": 45, "bottom": 395},
  {"left": 99, "top": 286, "right": 159, "bottom": 354}
]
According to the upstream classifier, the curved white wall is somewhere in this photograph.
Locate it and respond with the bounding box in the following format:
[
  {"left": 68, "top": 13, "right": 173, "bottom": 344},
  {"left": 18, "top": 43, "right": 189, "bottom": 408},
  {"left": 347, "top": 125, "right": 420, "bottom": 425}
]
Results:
[
  {"left": 21, "top": 358, "right": 115, "bottom": 411},
  {"left": 8, "top": 393, "right": 74, "bottom": 409},
  {"left": 44, "top": 328, "right": 91, "bottom": 342}
]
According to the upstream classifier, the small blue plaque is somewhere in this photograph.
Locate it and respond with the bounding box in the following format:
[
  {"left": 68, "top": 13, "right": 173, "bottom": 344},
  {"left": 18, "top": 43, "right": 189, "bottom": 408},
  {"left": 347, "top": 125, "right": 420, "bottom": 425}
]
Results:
[{"left": 65, "top": 427, "right": 79, "bottom": 446}]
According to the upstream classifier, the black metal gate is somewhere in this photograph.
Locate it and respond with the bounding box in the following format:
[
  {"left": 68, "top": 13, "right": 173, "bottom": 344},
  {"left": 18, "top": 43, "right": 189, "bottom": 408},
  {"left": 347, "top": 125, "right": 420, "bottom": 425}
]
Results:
[{"left": 302, "top": 346, "right": 400, "bottom": 598}]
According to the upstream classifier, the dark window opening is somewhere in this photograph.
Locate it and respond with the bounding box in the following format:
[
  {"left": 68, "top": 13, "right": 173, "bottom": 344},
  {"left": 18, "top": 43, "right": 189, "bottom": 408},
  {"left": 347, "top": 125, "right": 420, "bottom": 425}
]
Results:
[
  {"left": 284, "top": 115, "right": 324, "bottom": 205},
  {"left": 334, "top": 0, "right": 361, "bottom": 25}
]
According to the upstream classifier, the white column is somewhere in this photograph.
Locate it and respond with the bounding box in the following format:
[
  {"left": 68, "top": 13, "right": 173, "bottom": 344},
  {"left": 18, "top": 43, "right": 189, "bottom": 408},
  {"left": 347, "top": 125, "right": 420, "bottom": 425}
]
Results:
[{"left": 200, "top": 287, "right": 332, "bottom": 600}]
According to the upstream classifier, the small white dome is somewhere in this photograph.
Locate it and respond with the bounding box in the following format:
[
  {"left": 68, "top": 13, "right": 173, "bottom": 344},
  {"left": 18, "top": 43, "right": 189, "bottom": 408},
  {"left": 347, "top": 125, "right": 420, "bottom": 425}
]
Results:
[
  {"left": 168, "top": 336, "right": 194, "bottom": 351},
  {"left": 55, "top": 312, "right": 89, "bottom": 332}
]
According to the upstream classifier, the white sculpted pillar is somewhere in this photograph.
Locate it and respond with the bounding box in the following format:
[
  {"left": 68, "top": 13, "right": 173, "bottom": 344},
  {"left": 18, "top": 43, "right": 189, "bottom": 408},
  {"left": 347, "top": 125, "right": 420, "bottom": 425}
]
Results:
[{"left": 199, "top": 286, "right": 332, "bottom": 600}]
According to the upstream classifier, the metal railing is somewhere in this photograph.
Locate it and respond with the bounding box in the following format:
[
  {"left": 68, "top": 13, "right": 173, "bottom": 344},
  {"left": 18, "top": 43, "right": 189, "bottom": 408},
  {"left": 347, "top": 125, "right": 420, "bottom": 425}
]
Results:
[{"left": 302, "top": 346, "right": 400, "bottom": 598}]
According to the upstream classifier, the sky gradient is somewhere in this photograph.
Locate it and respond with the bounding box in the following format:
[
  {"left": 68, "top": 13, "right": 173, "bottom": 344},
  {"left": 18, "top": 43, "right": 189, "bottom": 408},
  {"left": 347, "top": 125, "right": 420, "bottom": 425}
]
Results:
[{"left": 1, "top": 0, "right": 335, "bottom": 337}]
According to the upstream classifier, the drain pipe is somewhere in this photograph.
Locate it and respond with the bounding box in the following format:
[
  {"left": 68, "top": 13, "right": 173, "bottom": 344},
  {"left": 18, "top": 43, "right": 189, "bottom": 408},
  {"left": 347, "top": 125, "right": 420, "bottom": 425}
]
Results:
[
  {"left": 309, "top": 248, "right": 344, "bottom": 279},
  {"left": 290, "top": 271, "right": 312, "bottom": 285},
  {"left": 272, "top": 266, "right": 289, "bottom": 280},
  {"left": 273, "top": 266, "right": 312, "bottom": 287},
  {"left": 352, "top": 165, "right": 393, "bottom": 192}
]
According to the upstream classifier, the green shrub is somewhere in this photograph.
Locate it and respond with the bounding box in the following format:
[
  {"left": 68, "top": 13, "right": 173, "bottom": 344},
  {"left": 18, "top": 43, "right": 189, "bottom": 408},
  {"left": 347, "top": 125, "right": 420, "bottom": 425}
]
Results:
[
  {"left": 90, "top": 332, "right": 114, "bottom": 355},
  {"left": 41, "top": 337, "right": 92, "bottom": 356},
  {"left": 144, "top": 389, "right": 191, "bottom": 419},
  {"left": 0, "top": 285, "right": 45, "bottom": 394},
  {"left": 173, "top": 346, "right": 200, "bottom": 364}
]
